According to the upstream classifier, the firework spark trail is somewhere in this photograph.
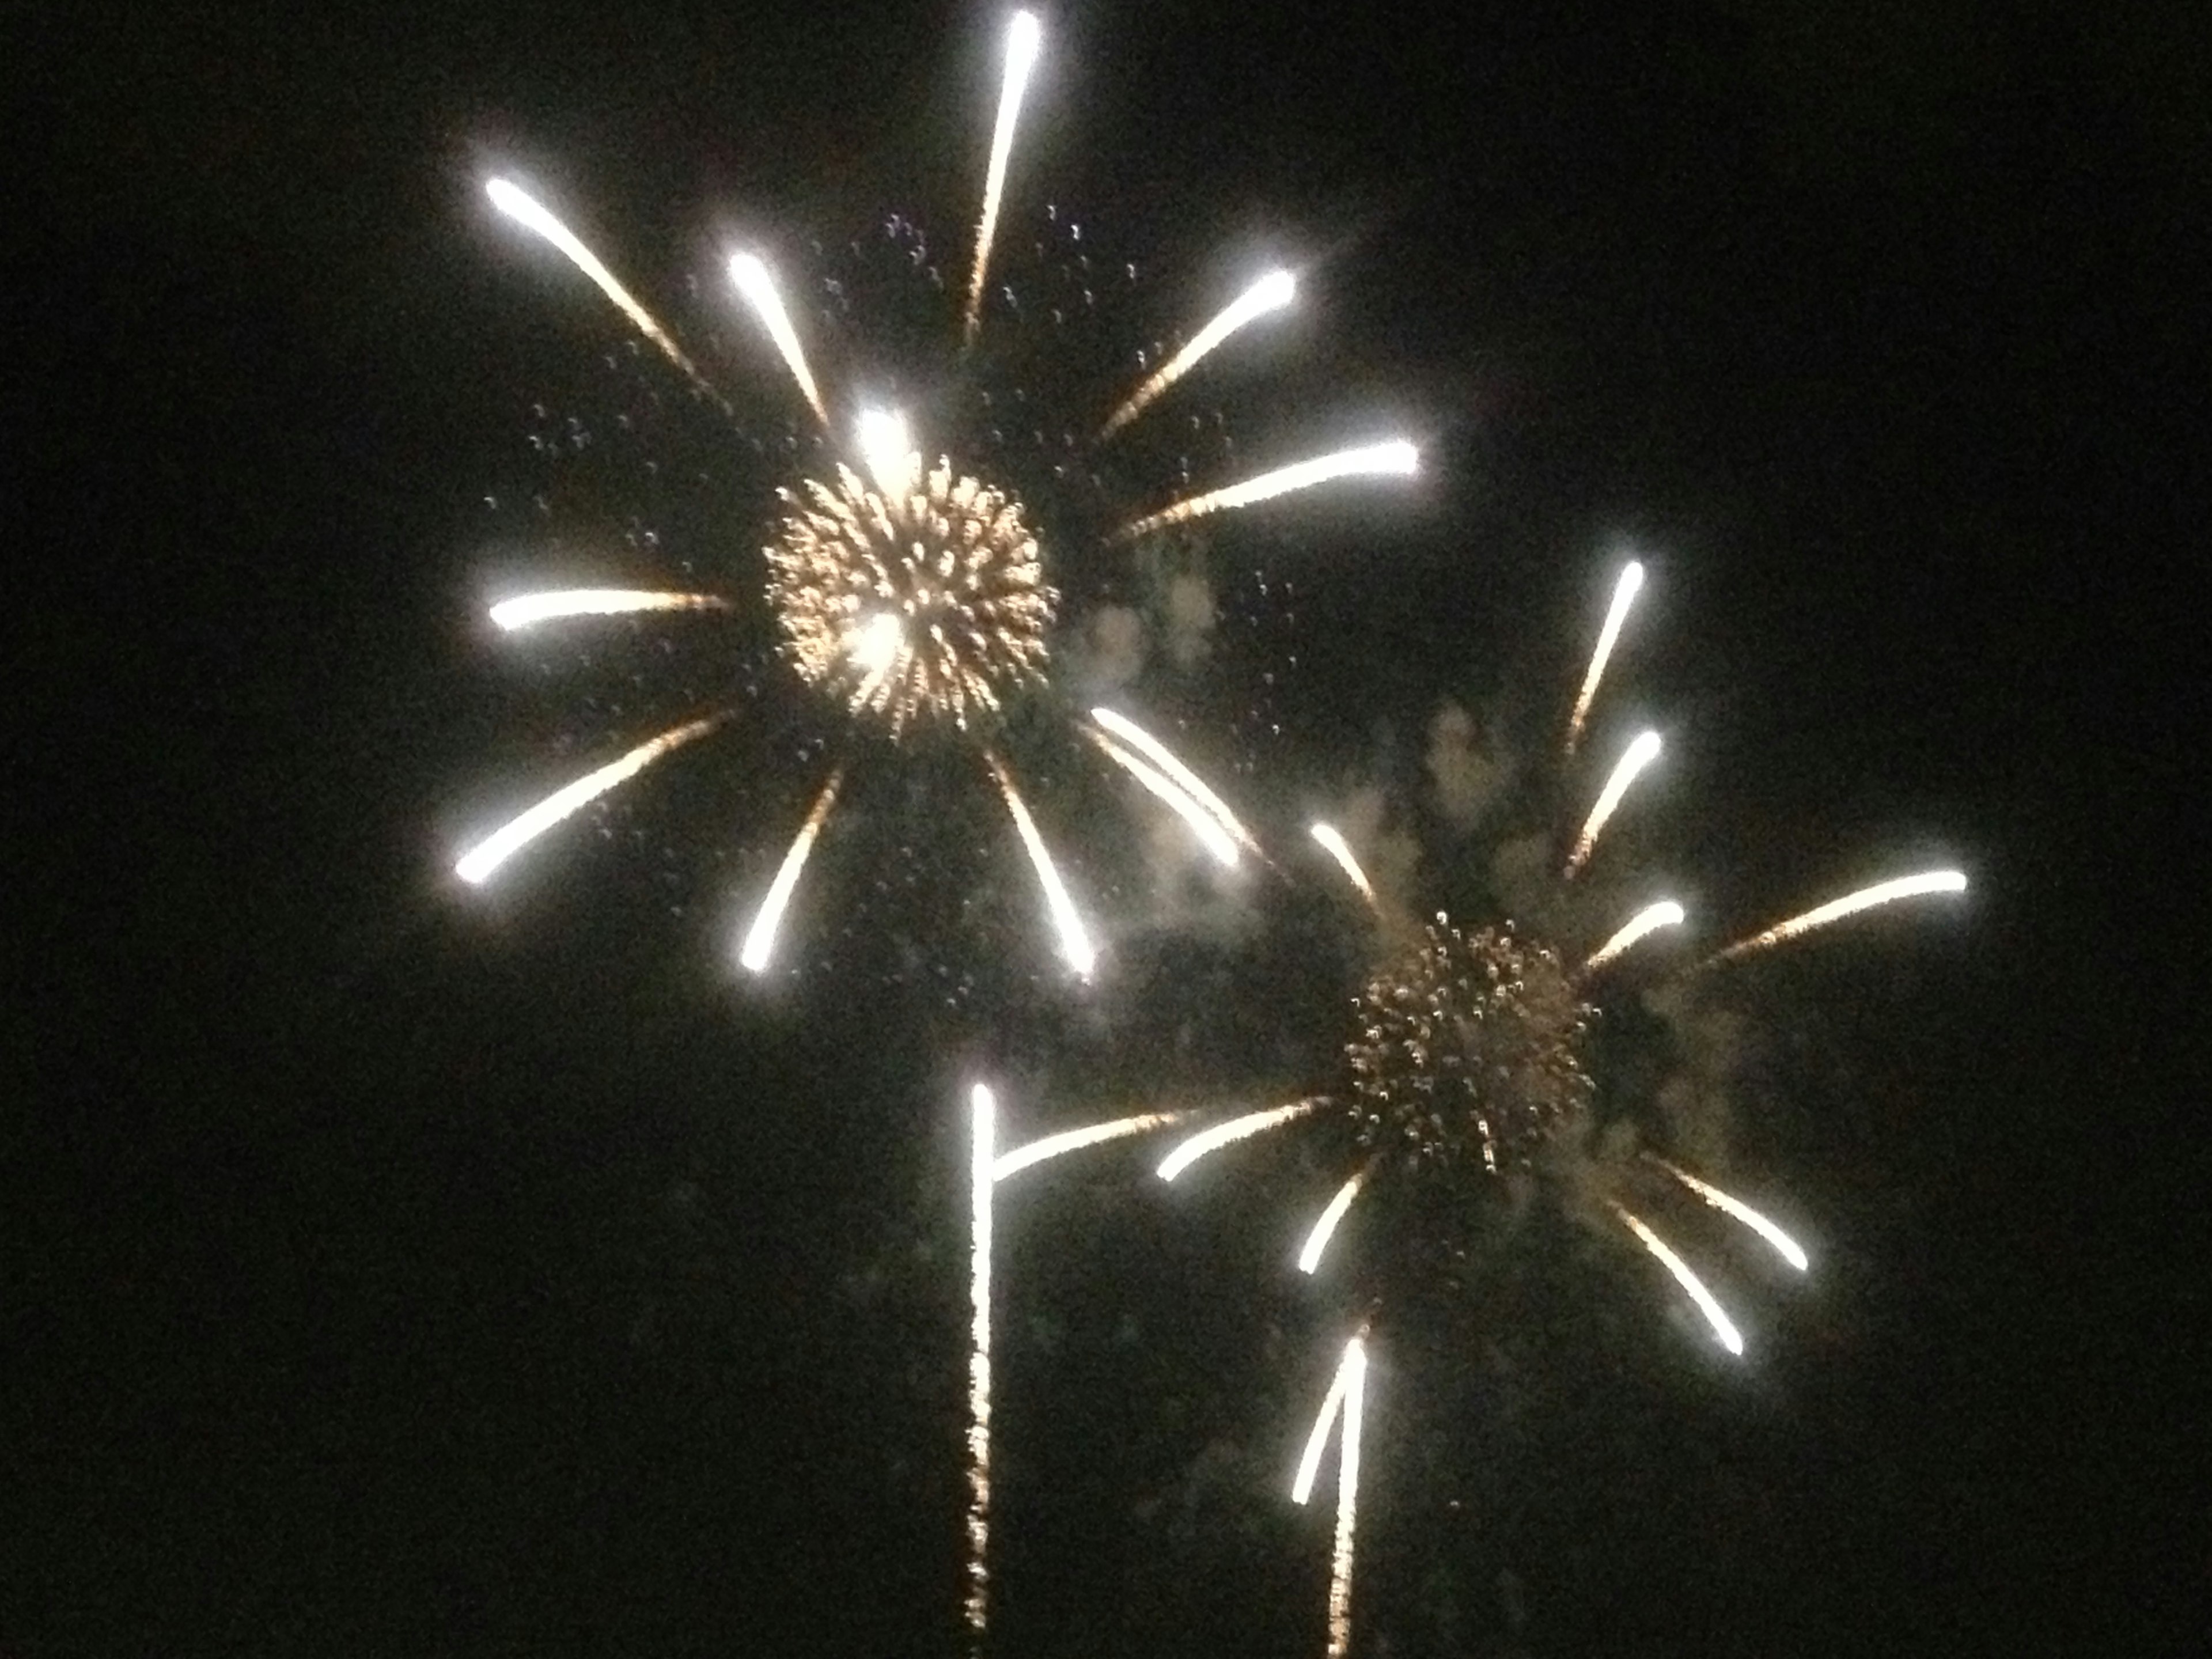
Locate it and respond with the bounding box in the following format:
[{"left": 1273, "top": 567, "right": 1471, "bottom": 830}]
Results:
[
  {"left": 1578, "top": 899, "right": 1686, "bottom": 977},
  {"left": 488, "top": 590, "right": 732, "bottom": 631},
  {"left": 1290, "top": 1345, "right": 1354, "bottom": 1505},
  {"left": 963, "top": 10, "right": 1043, "bottom": 346},
  {"left": 1309, "top": 823, "right": 1378, "bottom": 910},
  {"left": 485, "top": 179, "right": 719, "bottom": 400},
  {"left": 1109, "top": 441, "right": 1418, "bottom": 543},
  {"left": 728, "top": 252, "right": 828, "bottom": 425},
  {"left": 855, "top": 408, "right": 918, "bottom": 498},
  {"left": 737, "top": 770, "right": 845, "bottom": 973},
  {"left": 1325, "top": 1339, "right": 1368, "bottom": 1659},
  {"left": 1705, "top": 869, "right": 1969, "bottom": 965},
  {"left": 992, "top": 1111, "right": 1192, "bottom": 1183},
  {"left": 1097, "top": 268, "right": 1297, "bottom": 440},
  {"left": 984, "top": 750, "right": 1096, "bottom": 978},
  {"left": 965, "top": 1085, "right": 995, "bottom": 1644},
  {"left": 1649, "top": 1157, "right": 1809, "bottom": 1272},
  {"left": 1086, "top": 732, "right": 1239, "bottom": 868},
  {"left": 1565, "top": 560, "right": 1645, "bottom": 758},
  {"left": 1296, "top": 1165, "right": 1370, "bottom": 1275},
  {"left": 1089, "top": 708, "right": 1260, "bottom": 855},
  {"left": 1564, "top": 728, "right": 1662, "bottom": 878},
  {"left": 1611, "top": 1202, "right": 1745, "bottom": 1355},
  {"left": 1157, "top": 1099, "right": 1325, "bottom": 1181},
  {"left": 454, "top": 717, "right": 721, "bottom": 886}
]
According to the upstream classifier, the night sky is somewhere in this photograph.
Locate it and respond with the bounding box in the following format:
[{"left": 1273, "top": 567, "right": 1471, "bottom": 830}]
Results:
[{"left": 14, "top": 2, "right": 2205, "bottom": 1653}]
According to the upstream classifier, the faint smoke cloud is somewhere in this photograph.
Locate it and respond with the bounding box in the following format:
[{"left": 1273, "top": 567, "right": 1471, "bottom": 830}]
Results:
[
  {"left": 1074, "top": 604, "right": 1145, "bottom": 691},
  {"left": 1426, "top": 699, "right": 1512, "bottom": 830},
  {"left": 1162, "top": 571, "right": 1216, "bottom": 670}
]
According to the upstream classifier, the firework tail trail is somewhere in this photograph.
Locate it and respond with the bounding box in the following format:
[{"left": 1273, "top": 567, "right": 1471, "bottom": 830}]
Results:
[
  {"left": 1089, "top": 708, "right": 1260, "bottom": 855},
  {"left": 1611, "top": 1202, "right": 1745, "bottom": 1355},
  {"left": 1577, "top": 899, "right": 1685, "bottom": 977},
  {"left": 1564, "top": 560, "right": 1645, "bottom": 758},
  {"left": 1097, "top": 269, "right": 1297, "bottom": 440},
  {"left": 1647, "top": 1157, "right": 1810, "bottom": 1271},
  {"left": 1085, "top": 731, "right": 1240, "bottom": 868},
  {"left": 1297, "top": 1164, "right": 1371, "bottom": 1275},
  {"left": 1564, "top": 729, "right": 1662, "bottom": 878},
  {"left": 484, "top": 179, "right": 722, "bottom": 404},
  {"left": 1291, "top": 1347, "right": 1353, "bottom": 1505},
  {"left": 454, "top": 717, "right": 722, "bottom": 885},
  {"left": 1309, "top": 823, "right": 1378, "bottom": 910},
  {"left": 1111, "top": 441, "right": 1418, "bottom": 543},
  {"left": 965, "top": 1085, "right": 995, "bottom": 1646},
  {"left": 1157, "top": 1099, "right": 1325, "bottom": 1181},
  {"left": 489, "top": 590, "right": 731, "bottom": 631},
  {"left": 983, "top": 749, "right": 1096, "bottom": 978},
  {"left": 737, "top": 770, "right": 845, "bottom": 972},
  {"left": 1702, "top": 870, "right": 1969, "bottom": 966},
  {"left": 728, "top": 253, "right": 828, "bottom": 424},
  {"left": 963, "top": 11, "right": 1043, "bottom": 346},
  {"left": 992, "top": 1112, "right": 1192, "bottom": 1183},
  {"left": 1287, "top": 1336, "right": 1369, "bottom": 1659}
]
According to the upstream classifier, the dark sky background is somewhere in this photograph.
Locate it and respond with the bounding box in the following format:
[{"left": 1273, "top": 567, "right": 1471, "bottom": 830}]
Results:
[{"left": 12, "top": 1, "right": 2206, "bottom": 1654}]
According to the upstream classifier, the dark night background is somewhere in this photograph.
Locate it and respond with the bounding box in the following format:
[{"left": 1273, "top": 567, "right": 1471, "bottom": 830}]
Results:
[{"left": 12, "top": 1, "right": 2206, "bottom": 1653}]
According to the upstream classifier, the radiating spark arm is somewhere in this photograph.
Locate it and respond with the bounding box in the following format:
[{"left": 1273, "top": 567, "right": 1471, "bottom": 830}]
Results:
[
  {"left": 488, "top": 589, "right": 731, "bottom": 631},
  {"left": 1565, "top": 729, "right": 1662, "bottom": 878},
  {"left": 737, "top": 770, "right": 844, "bottom": 973},
  {"left": 485, "top": 178, "right": 718, "bottom": 401},
  {"left": 1647, "top": 1156, "right": 1809, "bottom": 1271},
  {"left": 984, "top": 749, "right": 1096, "bottom": 979},
  {"left": 728, "top": 253, "right": 827, "bottom": 425},
  {"left": 1298, "top": 1336, "right": 1369, "bottom": 1659},
  {"left": 1612, "top": 1202, "right": 1745, "bottom": 1355},
  {"left": 1089, "top": 708, "right": 1260, "bottom": 854},
  {"left": 1157, "top": 1099, "right": 1323, "bottom": 1181},
  {"left": 1578, "top": 900, "right": 1685, "bottom": 977},
  {"left": 993, "top": 1112, "right": 1191, "bottom": 1183},
  {"left": 1086, "top": 732, "right": 1239, "bottom": 868},
  {"left": 1565, "top": 560, "right": 1644, "bottom": 758},
  {"left": 1097, "top": 268, "right": 1296, "bottom": 440},
  {"left": 963, "top": 11, "right": 1043, "bottom": 346},
  {"left": 965, "top": 1085, "right": 995, "bottom": 1640},
  {"left": 1309, "top": 823, "right": 1378, "bottom": 910},
  {"left": 1704, "top": 869, "right": 1969, "bottom": 966},
  {"left": 1291, "top": 1348, "right": 1353, "bottom": 1505},
  {"left": 454, "top": 717, "right": 721, "bottom": 886},
  {"left": 1109, "top": 441, "right": 1418, "bottom": 544},
  {"left": 1297, "top": 1164, "right": 1371, "bottom": 1275}
]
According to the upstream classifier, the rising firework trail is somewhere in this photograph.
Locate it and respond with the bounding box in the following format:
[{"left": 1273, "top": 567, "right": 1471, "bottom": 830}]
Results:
[
  {"left": 1578, "top": 899, "right": 1685, "bottom": 977},
  {"left": 963, "top": 10, "right": 1043, "bottom": 345},
  {"left": 1112, "top": 441, "right": 1419, "bottom": 543},
  {"left": 1309, "top": 823, "right": 1378, "bottom": 911},
  {"left": 738, "top": 771, "right": 844, "bottom": 974},
  {"left": 1098, "top": 268, "right": 1297, "bottom": 439},
  {"left": 1287, "top": 1335, "right": 1369, "bottom": 1659},
  {"left": 1704, "top": 869, "right": 1969, "bottom": 965},
  {"left": 965, "top": 1084, "right": 995, "bottom": 1646},
  {"left": 1564, "top": 728, "right": 1661, "bottom": 878},
  {"left": 728, "top": 252, "right": 828, "bottom": 423},
  {"left": 1564, "top": 559, "right": 1644, "bottom": 758}
]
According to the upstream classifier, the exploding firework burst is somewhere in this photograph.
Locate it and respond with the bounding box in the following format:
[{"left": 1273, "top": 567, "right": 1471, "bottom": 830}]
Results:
[{"left": 450, "top": 11, "right": 1419, "bottom": 982}]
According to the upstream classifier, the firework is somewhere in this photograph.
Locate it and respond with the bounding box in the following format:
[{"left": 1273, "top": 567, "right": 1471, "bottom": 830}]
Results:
[
  {"left": 1648, "top": 1156, "right": 1809, "bottom": 1272},
  {"left": 488, "top": 590, "right": 732, "bottom": 631},
  {"left": 986, "top": 750, "right": 1097, "bottom": 979},
  {"left": 1112, "top": 441, "right": 1419, "bottom": 544},
  {"left": 1296, "top": 1165, "right": 1372, "bottom": 1275},
  {"left": 965, "top": 1084, "right": 995, "bottom": 1642},
  {"left": 1087, "top": 730, "right": 1240, "bottom": 868},
  {"left": 1563, "top": 560, "right": 1644, "bottom": 758},
  {"left": 1309, "top": 823, "right": 1378, "bottom": 911},
  {"left": 737, "top": 771, "right": 844, "bottom": 974},
  {"left": 728, "top": 252, "right": 828, "bottom": 423},
  {"left": 1098, "top": 268, "right": 1297, "bottom": 440},
  {"left": 963, "top": 10, "right": 1043, "bottom": 344},
  {"left": 1611, "top": 1203, "right": 1745, "bottom": 1355},
  {"left": 1563, "top": 727, "right": 1661, "bottom": 878},
  {"left": 992, "top": 1110, "right": 1192, "bottom": 1183},
  {"left": 1577, "top": 899, "right": 1685, "bottom": 977},
  {"left": 1157, "top": 1099, "right": 1325, "bottom": 1182},
  {"left": 1705, "top": 869, "right": 1969, "bottom": 965}
]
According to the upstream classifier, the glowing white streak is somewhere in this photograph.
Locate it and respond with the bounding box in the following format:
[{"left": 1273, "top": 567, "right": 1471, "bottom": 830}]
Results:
[
  {"left": 963, "top": 11, "right": 1043, "bottom": 345},
  {"left": 1098, "top": 268, "right": 1297, "bottom": 439},
  {"left": 728, "top": 252, "right": 828, "bottom": 425},
  {"left": 488, "top": 589, "right": 730, "bottom": 631},
  {"left": 849, "top": 612, "right": 905, "bottom": 678},
  {"left": 737, "top": 771, "right": 844, "bottom": 973},
  {"left": 1565, "top": 728, "right": 1662, "bottom": 878},
  {"left": 1650, "top": 1157, "right": 1809, "bottom": 1272},
  {"left": 1087, "top": 732, "right": 1239, "bottom": 868},
  {"left": 1156, "top": 1099, "right": 1322, "bottom": 1182},
  {"left": 1291, "top": 1351, "right": 1352, "bottom": 1504},
  {"left": 985, "top": 750, "right": 1096, "bottom": 979},
  {"left": 965, "top": 1084, "right": 995, "bottom": 1638},
  {"left": 1565, "top": 560, "right": 1645, "bottom": 757},
  {"left": 1325, "top": 1339, "right": 1367, "bottom": 1659},
  {"left": 1309, "top": 822, "right": 1377, "bottom": 910},
  {"left": 485, "top": 178, "right": 711, "bottom": 393},
  {"left": 1089, "top": 707, "right": 1259, "bottom": 854},
  {"left": 1708, "top": 870, "right": 1969, "bottom": 965},
  {"left": 854, "top": 408, "right": 916, "bottom": 497},
  {"left": 1579, "top": 900, "right": 1686, "bottom": 976},
  {"left": 454, "top": 717, "right": 719, "bottom": 886},
  {"left": 1109, "top": 441, "right": 1418, "bottom": 543},
  {"left": 992, "top": 1112, "right": 1191, "bottom": 1183},
  {"left": 1296, "top": 1166, "right": 1369, "bottom": 1275},
  {"left": 1612, "top": 1203, "right": 1745, "bottom": 1356}
]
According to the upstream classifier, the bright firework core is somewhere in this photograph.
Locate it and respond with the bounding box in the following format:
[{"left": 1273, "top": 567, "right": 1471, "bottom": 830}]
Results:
[
  {"left": 1346, "top": 916, "right": 1594, "bottom": 1176},
  {"left": 766, "top": 455, "right": 1057, "bottom": 737}
]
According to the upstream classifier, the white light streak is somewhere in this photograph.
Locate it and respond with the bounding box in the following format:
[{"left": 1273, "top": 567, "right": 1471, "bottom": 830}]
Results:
[
  {"left": 1296, "top": 1166, "right": 1369, "bottom": 1275},
  {"left": 488, "top": 589, "right": 730, "bottom": 631},
  {"left": 454, "top": 717, "right": 720, "bottom": 886},
  {"left": 1087, "top": 732, "right": 1239, "bottom": 868},
  {"left": 1565, "top": 560, "right": 1645, "bottom": 757},
  {"left": 963, "top": 10, "right": 1043, "bottom": 345},
  {"left": 1089, "top": 707, "right": 1259, "bottom": 854},
  {"left": 728, "top": 251, "right": 828, "bottom": 424},
  {"left": 1579, "top": 899, "right": 1685, "bottom": 976},
  {"left": 1291, "top": 1345, "right": 1353, "bottom": 1504},
  {"left": 986, "top": 750, "right": 1095, "bottom": 979},
  {"left": 1309, "top": 822, "right": 1377, "bottom": 909},
  {"left": 737, "top": 771, "right": 844, "bottom": 973},
  {"left": 1650, "top": 1157, "right": 1809, "bottom": 1272},
  {"left": 1098, "top": 268, "right": 1296, "bottom": 439},
  {"left": 1157, "top": 1099, "right": 1322, "bottom": 1182},
  {"left": 855, "top": 408, "right": 916, "bottom": 498},
  {"left": 992, "top": 1112, "right": 1191, "bottom": 1183},
  {"left": 1110, "top": 441, "right": 1418, "bottom": 543},
  {"left": 1707, "top": 869, "right": 1969, "bottom": 965},
  {"left": 1613, "top": 1203, "right": 1745, "bottom": 1356},
  {"left": 1565, "top": 728, "right": 1662, "bottom": 878},
  {"left": 1326, "top": 1338, "right": 1368, "bottom": 1659},
  {"left": 965, "top": 1084, "right": 995, "bottom": 1638}
]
